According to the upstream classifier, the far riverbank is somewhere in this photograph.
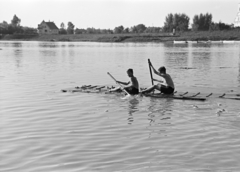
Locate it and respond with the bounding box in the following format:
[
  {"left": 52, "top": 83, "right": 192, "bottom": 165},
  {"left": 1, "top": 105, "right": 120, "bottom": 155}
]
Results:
[{"left": 1, "top": 30, "right": 240, "bottom": 42}]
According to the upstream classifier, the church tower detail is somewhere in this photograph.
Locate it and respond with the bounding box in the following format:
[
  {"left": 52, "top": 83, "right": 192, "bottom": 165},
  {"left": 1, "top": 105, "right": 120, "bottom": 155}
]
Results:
[{"left": 234, "top": 3, "right": 240, "bottom": 27}]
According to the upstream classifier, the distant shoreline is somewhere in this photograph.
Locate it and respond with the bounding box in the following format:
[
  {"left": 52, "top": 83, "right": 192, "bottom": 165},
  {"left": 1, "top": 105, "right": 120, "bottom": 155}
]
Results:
[{"left": 1, "top": 30, "right": 240, "bottom": 43}]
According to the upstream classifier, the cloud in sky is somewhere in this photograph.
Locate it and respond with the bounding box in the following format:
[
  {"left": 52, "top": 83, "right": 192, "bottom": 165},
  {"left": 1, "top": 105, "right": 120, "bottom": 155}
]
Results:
[{"left": 0, "top": 0, "right": 238, "bottom": 29}]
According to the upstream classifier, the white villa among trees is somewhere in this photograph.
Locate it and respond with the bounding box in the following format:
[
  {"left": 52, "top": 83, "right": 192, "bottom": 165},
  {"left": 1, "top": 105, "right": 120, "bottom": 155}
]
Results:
[{"left": 38, "top": 21, "right": 59, "bottom": 34}]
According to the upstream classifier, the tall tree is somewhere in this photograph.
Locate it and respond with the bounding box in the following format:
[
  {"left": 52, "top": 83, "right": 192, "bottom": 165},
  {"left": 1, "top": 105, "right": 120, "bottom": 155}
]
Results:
[
  {"left": 60, "top": 22, "right": 65, "bottom": 29},
  {"left": 136, "top": 24, "right": 146, "bottom": 33},
  {"left": 130, "top": 26, "right": 137, "bottom": 33},
  {"left": 175, "top": 13, "right": 189, "bottom": 31},
  {"left": 192, "top": 13, "right": 212, "bottom": 31},
  {"left": 163, "top": 13, "right": 189, "bottom": 32},
  {"left": 67, "top": 22, "right": 75, "bottom": 34},
  {"left": 59, "top": 22, "right": 67, "bottom": 34},
  {"left": 114, "top": 25, "right": 124, "bottom": 33},
  {"left": 192, "top": 15, "right": 199, "bottom": 31},
  {"left": 11, "top": 15, "right": 21, "bottom": 27},
  {"left": 2, "top": 21, "right": 8, "bottom": 26},
  {"left": 163, "top": 13, "right": 174, "bottom": 32},
  {"left": 0, "top": 21, "right": 8, "bottom": 34},
  {"left": 123, "top": 27, "right": 129, "bottom": 33}
]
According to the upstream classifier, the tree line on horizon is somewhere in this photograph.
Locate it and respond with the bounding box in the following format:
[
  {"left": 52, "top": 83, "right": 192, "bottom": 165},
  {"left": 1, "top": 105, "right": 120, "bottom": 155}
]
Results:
[
  {"left": 59, "top": 13, "right": 233, "bottom": 35},
  {"left": 0, "top": 15, "right": 37, "bottom": 35},
  {"left": 0, "top": 13, "right": 234, "bottom": 35},
  {"left": 161, "top": 13, "right": 232, "bottom": 32},
  {"left": 59, "top": 23, "right": 162, "bottom": 34}
]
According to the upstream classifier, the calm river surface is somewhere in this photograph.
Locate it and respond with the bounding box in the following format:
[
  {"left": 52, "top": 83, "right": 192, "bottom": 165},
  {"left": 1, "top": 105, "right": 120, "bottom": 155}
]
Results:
[{"left": 1, "top": 41, "right": 240, "bottom": 172}]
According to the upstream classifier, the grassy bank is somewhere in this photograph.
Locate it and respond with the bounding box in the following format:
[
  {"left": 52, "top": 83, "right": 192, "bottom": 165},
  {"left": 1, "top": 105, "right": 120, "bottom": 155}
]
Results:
[
  {"left": 1, "top": 33, "right": 178, "bottom": 42},
  {"left": 178, "top": 30, "right": 240, "bottom": 41},
  {"left": 1, "top": 30, "right": 240, "bottom": 42}
]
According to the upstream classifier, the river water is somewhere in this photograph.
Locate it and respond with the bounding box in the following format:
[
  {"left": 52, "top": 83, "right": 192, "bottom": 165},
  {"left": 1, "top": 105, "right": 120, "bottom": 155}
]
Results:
[{"left": 1, "top": 41, "right": 240, "bottom": 172}]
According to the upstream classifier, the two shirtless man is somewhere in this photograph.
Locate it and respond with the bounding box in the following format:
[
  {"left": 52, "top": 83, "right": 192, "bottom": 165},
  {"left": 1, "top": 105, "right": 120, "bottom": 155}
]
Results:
[{"left": 110, "top": 61, "right": 175, "bottom": 95}]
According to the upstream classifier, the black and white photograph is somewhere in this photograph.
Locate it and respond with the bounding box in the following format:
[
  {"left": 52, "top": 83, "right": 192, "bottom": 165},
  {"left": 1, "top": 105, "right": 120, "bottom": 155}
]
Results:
[{"left": 1, "top": 0, "right": 240, "bottom": 171}]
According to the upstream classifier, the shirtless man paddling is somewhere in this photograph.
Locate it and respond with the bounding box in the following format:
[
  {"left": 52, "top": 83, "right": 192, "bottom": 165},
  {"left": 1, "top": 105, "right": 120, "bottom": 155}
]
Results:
[
  {"left": 110, "top": 69, "right": 139, "bottom": 95},
  {"left": 141, "top": 61, "right": 175, "bottom": 94}
]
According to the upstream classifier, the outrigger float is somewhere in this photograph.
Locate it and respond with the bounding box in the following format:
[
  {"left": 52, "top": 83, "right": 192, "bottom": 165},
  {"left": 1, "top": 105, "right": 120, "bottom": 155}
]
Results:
[{"left": 61, "top": 85, "right": 240, "bottom": 101}]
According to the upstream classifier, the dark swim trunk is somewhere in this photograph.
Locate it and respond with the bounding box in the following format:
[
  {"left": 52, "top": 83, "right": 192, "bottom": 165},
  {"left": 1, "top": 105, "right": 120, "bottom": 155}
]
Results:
[
  {"left": 160, "top": 86, "right": 174, "bottom": 94},
  {"left": 125, "top": 87, "right": 139, "bottom": 95}
]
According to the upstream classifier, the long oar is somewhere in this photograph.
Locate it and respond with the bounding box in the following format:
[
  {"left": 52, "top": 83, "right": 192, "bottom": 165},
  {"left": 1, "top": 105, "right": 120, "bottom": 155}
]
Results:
[
  {"left": 148, "top": 59, "right": 154, "bottom": 86},
  {"left": 148, "top": 59, "right": 155, "bottom": 94},
  {"left": 107, "top": 72, "right": 131, "bottom": 97}
]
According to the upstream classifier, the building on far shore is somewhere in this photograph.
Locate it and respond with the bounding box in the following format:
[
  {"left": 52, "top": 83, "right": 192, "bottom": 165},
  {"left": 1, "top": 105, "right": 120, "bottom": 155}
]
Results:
[
  {"left": 38, "top": 20, "right": 59, "bottom": 34},
  {"left": 234, "top": 3, "right": 240, "bottom": 27}
]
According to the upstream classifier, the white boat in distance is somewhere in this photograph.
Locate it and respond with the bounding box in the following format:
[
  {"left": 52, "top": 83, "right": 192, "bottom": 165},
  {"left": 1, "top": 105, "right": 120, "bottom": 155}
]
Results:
[
  {"left": 173, "top": 40, "right": 238, "bottom": 44},
  {"left": 173, "top": 40, "right": 187, "bottom": 44},
  {"left": 223, "top": 40, "right": 235, "bottom": 43},
  {"left": 187, "top": 41, "right": 198, "bottom": 43},
  {"left": 210, "top": 40, "right": 223, "bottom": 43},
  {"left": 197, "top": 40, "right": 211, "bottom": 44}
]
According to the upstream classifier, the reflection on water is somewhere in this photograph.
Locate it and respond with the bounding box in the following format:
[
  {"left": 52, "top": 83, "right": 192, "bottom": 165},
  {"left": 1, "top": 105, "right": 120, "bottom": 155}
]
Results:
[
  {"left": 14, "top": 50, "right": 23, "bottom": 68},
  {"left": 127, "top": 98, "right": 140, "bottom": 125},
  {"left": 0, "top": 41, "right": 240, "bottom": 171},
  {"left": 68, "top": 48, "right": 75, "bottom": 58},
  {"left": 11, "top": 42, "right": 23, "bottom": 68},
  {"left": 12, "top": 42, "right": 22, "bottom": 47},
  {"left": 165, "top": 51, "right": 188, "bottom": 67},
  {"left": 163, "top": 43, "right": 188, "bottom": 68},
  {"left": 148, "top": 98, "right": 174, "bottom": 125},
  {"left": 192, "top": 51, "right": 211, "bottom": 70},
  {"left": 39, "top": 49, "right": 57, "bottom": 57},
  {"left": 38, "top": 42, "right": 58, "bottom": 48}
]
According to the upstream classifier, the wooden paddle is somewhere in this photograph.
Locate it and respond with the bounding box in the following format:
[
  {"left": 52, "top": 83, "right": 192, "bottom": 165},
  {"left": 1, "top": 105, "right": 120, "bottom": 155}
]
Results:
[
  {"left": 147, "top": 59, "right": 156, "bottom": 94},
  {"left": 148, "top": 59, "right": 154, "bottom": 86},
  {"left": 107, "top": 72, "right": 131, "bottom": 97}
]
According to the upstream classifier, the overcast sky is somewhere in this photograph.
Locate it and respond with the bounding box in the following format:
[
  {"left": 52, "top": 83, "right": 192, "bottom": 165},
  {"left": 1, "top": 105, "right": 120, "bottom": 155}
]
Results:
[{"left": 0, "top": 0, "right": 239, "bottom": 29}]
